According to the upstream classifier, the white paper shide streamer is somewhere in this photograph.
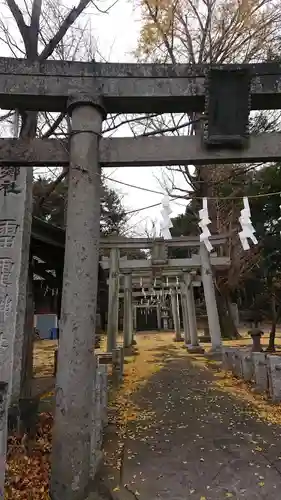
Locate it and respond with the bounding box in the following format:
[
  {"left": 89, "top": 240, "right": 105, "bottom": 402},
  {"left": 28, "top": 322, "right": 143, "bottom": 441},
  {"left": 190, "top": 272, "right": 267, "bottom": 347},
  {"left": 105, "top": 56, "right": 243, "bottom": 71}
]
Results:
[
  {"left": 198, "top": 198, "right": 213, "bottom": 252},
  {"left": 238, "top": 197, "right": 258, "bottom": 250},
  {"left": 160, "top": 195, "right": 173, "bottom": 239}
]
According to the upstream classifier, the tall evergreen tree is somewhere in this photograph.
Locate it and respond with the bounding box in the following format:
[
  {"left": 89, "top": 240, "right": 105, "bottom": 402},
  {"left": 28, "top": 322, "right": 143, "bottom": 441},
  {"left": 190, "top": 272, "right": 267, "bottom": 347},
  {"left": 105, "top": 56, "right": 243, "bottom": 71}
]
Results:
[{"left": 33, "top": 176, "right": 128, "bottom": 236}]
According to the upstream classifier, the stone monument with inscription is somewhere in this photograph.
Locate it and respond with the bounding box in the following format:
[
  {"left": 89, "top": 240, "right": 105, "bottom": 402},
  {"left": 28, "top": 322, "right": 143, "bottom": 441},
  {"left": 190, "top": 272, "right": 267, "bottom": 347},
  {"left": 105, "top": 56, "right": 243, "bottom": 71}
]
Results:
[
  {"left": 0, "top": 165, "right": 32, "bottom": 493},
  {"left": 0, "top": 166, "right": 32, "bottom": 403}
]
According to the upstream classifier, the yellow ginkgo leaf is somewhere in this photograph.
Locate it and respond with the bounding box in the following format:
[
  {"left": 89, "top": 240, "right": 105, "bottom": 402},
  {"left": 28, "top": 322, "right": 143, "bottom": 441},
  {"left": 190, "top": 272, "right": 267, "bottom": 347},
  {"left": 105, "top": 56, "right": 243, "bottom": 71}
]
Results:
[
  {"left": 113, "top": 486, "right": 120, "bottom": 492},
  {"left": 226, "top": 493, "right": 233, "bottom": 498},
  {"left": 258, "top": 482, "right": 265, "bottom": 487},
  {"left": 200, "top": 497, "right": 206, "bottom": 500}
]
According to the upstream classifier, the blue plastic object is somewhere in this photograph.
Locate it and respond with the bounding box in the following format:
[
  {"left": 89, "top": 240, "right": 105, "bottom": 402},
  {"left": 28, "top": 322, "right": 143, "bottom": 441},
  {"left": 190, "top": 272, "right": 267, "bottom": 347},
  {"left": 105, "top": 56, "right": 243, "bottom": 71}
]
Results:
[{"left": 50, "top": 327, "right": 58, "bottom": 340}]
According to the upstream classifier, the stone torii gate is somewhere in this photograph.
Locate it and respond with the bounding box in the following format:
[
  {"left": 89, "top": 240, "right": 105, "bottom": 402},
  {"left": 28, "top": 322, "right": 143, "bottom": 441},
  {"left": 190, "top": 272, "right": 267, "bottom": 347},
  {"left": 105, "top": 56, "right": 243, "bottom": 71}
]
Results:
[
  {"left": 119, "top": 275, "right": 202, "bottom": 343},
  {"left": 0, "top": 57, "right": 279, "bottom": 500},
  {"left": 119, "top": 273, "right": 202, "bottom": 342},
  {"left": 100, "top": 236, "right": 230, "bottom": 351}
]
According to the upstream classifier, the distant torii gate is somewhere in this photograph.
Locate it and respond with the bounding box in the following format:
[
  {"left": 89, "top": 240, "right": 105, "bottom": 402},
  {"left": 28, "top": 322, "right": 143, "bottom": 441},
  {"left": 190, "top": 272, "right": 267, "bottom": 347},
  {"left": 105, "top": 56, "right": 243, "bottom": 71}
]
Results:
[
  {"left": 120, "top": 275, "right": 202, "bottom": 340},
  {"left": 119, "top": 272, "right": 202, "bottom": 341},
  {"left": 0, "top": 57, "right": 278, "bottom": 499},
  {"left": 100, "top": 237, "right": 229, "bottom": 351}
]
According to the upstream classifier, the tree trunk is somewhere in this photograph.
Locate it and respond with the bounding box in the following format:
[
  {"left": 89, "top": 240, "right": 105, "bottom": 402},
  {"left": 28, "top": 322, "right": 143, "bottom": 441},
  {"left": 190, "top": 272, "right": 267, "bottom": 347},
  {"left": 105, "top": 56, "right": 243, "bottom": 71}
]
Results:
[
  {"left": 266, "top": 294, "right": 280, "bottom": 353},
  {"left": 267, "top": 322, "right": 277, "bottom": 353},
  {"left": 216, "top": 291, "right": 240, "bottom": 339}
]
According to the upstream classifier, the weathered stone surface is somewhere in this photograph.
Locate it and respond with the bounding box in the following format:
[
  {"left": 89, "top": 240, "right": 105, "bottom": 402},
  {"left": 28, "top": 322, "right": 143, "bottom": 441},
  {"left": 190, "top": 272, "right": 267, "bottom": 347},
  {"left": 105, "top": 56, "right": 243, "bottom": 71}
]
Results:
[
  {"left": 123, "top": 272, "right": 133, "bottom": 348},
  {"left": 232, "top": 350, "right": 243, "bottom": 378},
  {"left": 112, "top": 346, "right": 124, "bottom": 387},
  {"left": 229, "top": 303, "right": 239, "bottom": 328},
  {"left": 183, "top": 272, "right": 200, "bottom": 349},
  {"left": 100, "top": 235, "right": 227, "bottom": 250},
  {"left": 3, "top": 134, "right": 281, "bottom": 167},
  {"left": 222, "top": 347, "right": 236, "bottom": 371},
  {"left": 106, "top": 248, "right": 120, "bottom": 352},
  {"left": 253, "top": 353, "right": 268, "bottom": 393},
  {"left": 179, "top": 279, "right": 190, "bottom": 345},
  {"left": 250, "top": 328, "right": 263, "bottom": 352},
  {"left": 187, "top": 345, "right": 205, "bottom": 354},
  {"left": 90, "top": 364, "right": 108, "bottom": 480},
  {"left": 0, "top": 167, "right": 33, "bottom": 404},
  {"left": 200, "top": 244, "right": 221, "bottom": 352},
  {"left": 98, "top": 364, "right": 108, "bottom": 428},
  {"left": 0, "top": 161, "right": 33, "bottom": 500},
  {"left": 102, "top": 255, "right": 230, "bottom": 271},
  {"left": 90, "top": 369, "right": 101, "bottom": 479},
  {"left": 267, "top": 355, "right": 281, "bottom": 402},
  {"left": 0, "top": 57, "right": 280, "bottom": 113},
  {"left": 50, "top": 100, "right": 103, "bottom": 500},
  {"left": 240, "top": 349, "right": 254, "bottom": 382},
  {"left": 171, "top": 287, "right": 181, "bottom": 342},
  {"left": 0, "top": 380, "right": 8, "bottom": 492}
]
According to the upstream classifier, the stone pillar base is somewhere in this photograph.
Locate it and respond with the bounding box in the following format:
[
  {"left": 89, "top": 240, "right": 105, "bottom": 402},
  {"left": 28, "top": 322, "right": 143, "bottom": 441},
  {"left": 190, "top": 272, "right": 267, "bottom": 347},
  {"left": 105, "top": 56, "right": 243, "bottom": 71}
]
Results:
[
  {"left": 89, "top": 450, "right": 104, "bottom": 480},
  {"left": 200, "top": 335, "right": 212, "bottom": 342},
  {"left": 173, "top": 336, "right": 183, "bottom": 342},
  {"left": 187, "top": 344, "right": 205, "bottom": 354},
  {"left": 204, "top": 348, "right": 222, "bottom": 361},
  {"left": 124, "top": 345, "right": 136, "bottom": 356}
]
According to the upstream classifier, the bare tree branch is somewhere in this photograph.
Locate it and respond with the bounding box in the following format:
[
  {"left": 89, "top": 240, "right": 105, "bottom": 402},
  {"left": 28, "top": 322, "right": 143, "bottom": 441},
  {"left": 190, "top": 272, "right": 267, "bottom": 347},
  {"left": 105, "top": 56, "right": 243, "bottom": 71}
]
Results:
[
  {"left": 5, "top": 0, "right": 28, "bottom": 46},
  {"left": 29, "top": 0, "right": 42, "bottom": 55},
  {"left": 41, "top": 111, "right": 65, "bottom": 138},
  {"left": 39, "top": 0, "right": 92, "bottom": 60},
  {"left": 34, "top": 169, "right": 67, "bottom": 213}
]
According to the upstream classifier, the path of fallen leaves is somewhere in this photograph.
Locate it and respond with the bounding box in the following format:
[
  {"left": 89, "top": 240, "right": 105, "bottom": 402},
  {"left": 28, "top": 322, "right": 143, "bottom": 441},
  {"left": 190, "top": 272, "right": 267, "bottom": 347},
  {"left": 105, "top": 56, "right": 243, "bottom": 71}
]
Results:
[
  {"left": 6, "top": 333, "right": 281, "bottom": 499},
  {"left": 104, "top": 333, "right": 173, "bottom": 472},
  {"left": 103, "top": 333, "right": 281, "bottom": 499}
]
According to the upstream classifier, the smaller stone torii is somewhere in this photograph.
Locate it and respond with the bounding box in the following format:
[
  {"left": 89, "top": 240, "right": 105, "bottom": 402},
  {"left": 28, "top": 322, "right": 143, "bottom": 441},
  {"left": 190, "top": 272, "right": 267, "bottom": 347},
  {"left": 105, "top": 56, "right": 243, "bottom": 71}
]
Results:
[
  {"left": 112, "top": 259, "right": 202, "bottom": 343},
  {"left": 100, "top": 236, "right": 230, "bottom": 353},
  {"left": 120, "top": 274, "right": 202, "bottom": 346}
]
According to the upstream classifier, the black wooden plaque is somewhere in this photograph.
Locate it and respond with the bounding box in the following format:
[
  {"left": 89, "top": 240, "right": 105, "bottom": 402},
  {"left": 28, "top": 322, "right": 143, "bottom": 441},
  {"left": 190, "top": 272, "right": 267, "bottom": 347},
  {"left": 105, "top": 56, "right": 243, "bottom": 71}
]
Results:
[{"left": 204, "top": 68, "right": 251, "bottom": 148}]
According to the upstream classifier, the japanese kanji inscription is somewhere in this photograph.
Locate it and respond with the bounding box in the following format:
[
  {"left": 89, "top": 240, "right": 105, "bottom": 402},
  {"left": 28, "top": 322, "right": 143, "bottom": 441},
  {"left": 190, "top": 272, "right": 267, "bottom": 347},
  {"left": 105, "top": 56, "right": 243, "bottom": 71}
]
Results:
[
  {"left": 0, "top": 258, "right": 13, "bottom": 286},
  {"left": 0, "top": 219, "right": 18, "bottom": 248}
]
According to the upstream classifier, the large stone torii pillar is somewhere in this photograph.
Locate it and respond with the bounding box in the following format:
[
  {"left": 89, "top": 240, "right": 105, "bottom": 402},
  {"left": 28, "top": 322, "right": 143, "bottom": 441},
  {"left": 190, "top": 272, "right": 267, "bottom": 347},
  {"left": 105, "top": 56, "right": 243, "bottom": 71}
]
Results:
[
  {"left": 50, "top": 94, "right": 105, "bottom": 500},
  {"left": 179, "top": 277, "right": 190, "bottom": 345},
  {"left": 170, "top": 286, "right": 182, "bottom": 341},
  {"left": 200, "top": 243, "right": 222, "bottom": 352},
  {"left": 106, "top": 247, "right": 120, "bottom": 352},
  {"left": 123, "top": 271, "right": 133, "bottom": 348},
  {"left": 183, "top": 272, "right": 204, "bottom": 353}
]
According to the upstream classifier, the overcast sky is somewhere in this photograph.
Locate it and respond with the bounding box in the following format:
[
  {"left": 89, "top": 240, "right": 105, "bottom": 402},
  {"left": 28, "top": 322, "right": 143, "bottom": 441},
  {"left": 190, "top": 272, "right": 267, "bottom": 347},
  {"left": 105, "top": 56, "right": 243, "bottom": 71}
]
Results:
[{"left": 0, "top": 0, "right": 187, "bottom": 235}]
